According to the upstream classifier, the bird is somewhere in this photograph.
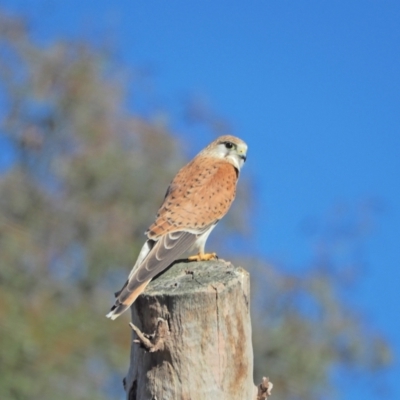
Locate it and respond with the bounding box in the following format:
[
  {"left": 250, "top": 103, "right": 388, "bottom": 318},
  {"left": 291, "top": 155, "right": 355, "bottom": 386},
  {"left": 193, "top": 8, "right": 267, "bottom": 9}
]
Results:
[{"left": 106, "top": 135, "right": 247, "bottom": 320}]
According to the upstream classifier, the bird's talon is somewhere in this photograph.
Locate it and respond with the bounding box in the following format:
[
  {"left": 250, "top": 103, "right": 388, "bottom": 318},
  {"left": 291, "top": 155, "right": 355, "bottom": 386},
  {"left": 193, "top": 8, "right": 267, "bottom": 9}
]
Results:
[{"left": 188, "top": 252, "right": 218, "bottom": 262}]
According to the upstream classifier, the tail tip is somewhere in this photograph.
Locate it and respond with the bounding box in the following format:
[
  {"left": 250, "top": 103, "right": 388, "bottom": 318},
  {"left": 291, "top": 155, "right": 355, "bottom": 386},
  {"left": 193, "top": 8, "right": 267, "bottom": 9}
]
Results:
[
  {"left": 106, "top": 311, "right": 119, "bottom": 320},
  {"left": 106, "top": 306, "right": 119, "bottom": 320}
]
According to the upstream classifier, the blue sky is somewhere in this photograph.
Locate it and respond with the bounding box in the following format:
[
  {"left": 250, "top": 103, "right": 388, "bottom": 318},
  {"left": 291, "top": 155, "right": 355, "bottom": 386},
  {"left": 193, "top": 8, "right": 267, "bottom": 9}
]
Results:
[{"left": 2, "top": 1, "right": 400, "bottom": 398}]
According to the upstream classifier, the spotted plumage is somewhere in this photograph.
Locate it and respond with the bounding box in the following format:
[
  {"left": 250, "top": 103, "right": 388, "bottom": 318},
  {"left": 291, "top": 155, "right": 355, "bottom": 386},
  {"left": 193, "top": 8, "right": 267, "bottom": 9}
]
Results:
[
  {"left": 147, "top": 159, "right": 237, "bottom": 238},
  {"left": 107, "top": 135, "right": 247, "bottom": 320}
]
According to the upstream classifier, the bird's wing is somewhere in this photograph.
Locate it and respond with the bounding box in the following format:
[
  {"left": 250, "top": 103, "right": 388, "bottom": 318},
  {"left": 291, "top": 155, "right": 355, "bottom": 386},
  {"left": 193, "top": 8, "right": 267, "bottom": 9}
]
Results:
[
  {"left": 122, "top": 230, "right": 203, "bottom": 301},
  {"left": 106, "top": 227, "right": 211, "bottom": 319}
]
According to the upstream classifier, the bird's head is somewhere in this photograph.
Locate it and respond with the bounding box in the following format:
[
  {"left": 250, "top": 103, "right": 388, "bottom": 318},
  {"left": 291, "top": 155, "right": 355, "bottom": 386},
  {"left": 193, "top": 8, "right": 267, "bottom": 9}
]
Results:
[{"left": 203, "top": 135, "right": 248, "bottom": 171}]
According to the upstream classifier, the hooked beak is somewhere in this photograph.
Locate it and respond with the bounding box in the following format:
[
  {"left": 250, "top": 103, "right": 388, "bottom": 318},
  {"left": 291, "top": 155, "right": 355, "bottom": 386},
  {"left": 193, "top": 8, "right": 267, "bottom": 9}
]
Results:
[{"left": 237, "top": 145, "right": 247, "bottom": 163}]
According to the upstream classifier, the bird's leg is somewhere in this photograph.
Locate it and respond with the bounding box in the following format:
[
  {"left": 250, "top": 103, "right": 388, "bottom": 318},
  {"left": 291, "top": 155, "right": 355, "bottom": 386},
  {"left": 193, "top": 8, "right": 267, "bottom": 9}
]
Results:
[{"left": 188, "top": 252, "right": 218, "bottom": 261}]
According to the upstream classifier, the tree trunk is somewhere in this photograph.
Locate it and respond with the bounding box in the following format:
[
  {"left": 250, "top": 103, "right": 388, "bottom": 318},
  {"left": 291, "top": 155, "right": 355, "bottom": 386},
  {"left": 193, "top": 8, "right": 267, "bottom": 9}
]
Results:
[{"left": 124, "top": 259, "right": 266, "bottom": 400}]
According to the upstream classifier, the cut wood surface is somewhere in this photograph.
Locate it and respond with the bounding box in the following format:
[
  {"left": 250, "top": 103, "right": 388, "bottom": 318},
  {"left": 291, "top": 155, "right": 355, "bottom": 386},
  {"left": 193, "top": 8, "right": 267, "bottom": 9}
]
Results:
[{"left": 124, "top": 259, "right": 268, "bottom": 400}]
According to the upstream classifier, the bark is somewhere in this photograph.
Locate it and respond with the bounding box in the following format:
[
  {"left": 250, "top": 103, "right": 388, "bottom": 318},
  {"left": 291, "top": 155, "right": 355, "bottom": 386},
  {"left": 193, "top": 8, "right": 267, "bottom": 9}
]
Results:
[{"left": 124, "top": 259, "right": 269, "bottom": 400}]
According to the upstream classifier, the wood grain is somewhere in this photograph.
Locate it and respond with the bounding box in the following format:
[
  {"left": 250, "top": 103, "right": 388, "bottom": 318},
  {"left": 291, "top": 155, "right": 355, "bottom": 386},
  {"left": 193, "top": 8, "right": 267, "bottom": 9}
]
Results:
[{"left": 124, "top": 259, "right": 257, "bottom": 400}]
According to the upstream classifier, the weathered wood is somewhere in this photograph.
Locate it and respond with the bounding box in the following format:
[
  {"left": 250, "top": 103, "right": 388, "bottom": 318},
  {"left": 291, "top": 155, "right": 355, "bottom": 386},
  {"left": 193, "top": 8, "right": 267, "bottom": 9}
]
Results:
[{"left": 124, "top": 259, "right": 263, "bottom": 400}]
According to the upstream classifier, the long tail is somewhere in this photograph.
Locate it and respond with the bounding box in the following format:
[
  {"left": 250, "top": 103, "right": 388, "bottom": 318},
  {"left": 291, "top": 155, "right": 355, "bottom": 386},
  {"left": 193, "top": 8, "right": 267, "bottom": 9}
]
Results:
[{"left": 106, "top": 279, "right": 151, "bottom": 320}]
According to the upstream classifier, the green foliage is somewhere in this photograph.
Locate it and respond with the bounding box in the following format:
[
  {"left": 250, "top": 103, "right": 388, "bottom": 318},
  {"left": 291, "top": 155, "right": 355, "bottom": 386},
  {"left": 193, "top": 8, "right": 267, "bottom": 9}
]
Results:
[
  {"left": 0, "top": 12, "right": 184, "bottom": 399},
  {"left": 0, "top": 10, "right": 391, "bottom": 400}
]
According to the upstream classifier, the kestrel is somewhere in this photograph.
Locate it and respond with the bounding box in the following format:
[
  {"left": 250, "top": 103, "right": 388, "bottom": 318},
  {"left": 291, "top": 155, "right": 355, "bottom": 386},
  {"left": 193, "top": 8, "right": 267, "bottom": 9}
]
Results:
[{"left": 107, "top": 135, "right": 247, "bottom": 320}]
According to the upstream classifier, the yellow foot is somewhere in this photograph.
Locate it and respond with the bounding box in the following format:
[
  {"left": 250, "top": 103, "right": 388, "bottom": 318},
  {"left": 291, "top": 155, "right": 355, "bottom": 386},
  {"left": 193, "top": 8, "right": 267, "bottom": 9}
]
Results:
[{"left": 188, "top": 252, "right": 218, "bottom": 262}]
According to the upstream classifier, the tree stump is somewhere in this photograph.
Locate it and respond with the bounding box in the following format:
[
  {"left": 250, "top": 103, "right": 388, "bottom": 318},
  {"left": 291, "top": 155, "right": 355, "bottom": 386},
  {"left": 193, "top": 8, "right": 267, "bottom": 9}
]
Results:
[{"left": 124, "top": 259, "right": 269, "bottom": 400}]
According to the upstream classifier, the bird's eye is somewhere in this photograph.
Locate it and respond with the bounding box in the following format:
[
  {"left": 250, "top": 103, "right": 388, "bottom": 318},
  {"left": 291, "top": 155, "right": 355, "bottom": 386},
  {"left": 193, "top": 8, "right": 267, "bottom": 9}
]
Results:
[{"left": 224, "top": 142, "right": 234, "bottom": 149}]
